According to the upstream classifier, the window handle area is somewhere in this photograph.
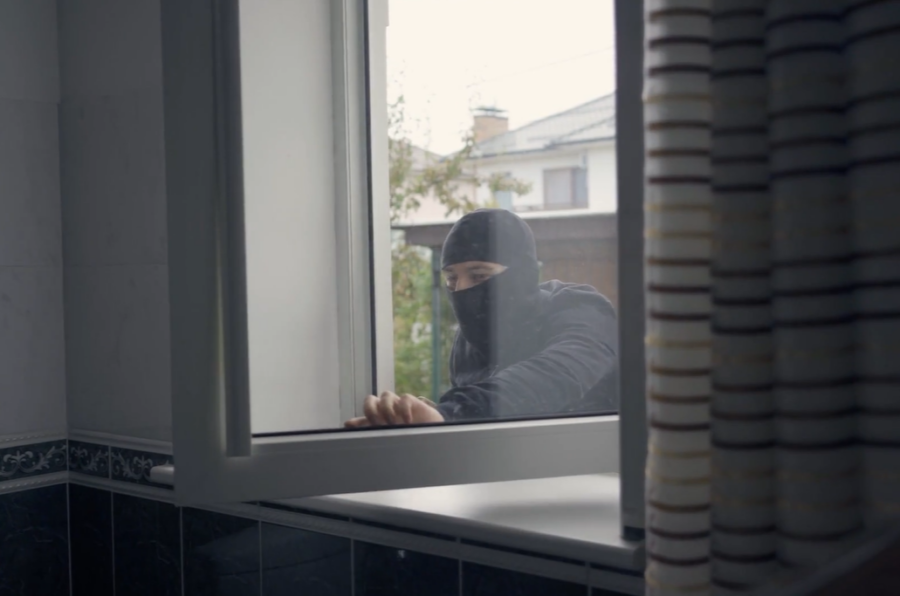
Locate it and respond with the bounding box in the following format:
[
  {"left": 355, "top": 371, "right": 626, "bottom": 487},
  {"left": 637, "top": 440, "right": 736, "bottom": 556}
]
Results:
[{"left": 150, "top": 464, "right": 175, "bottom": 486}]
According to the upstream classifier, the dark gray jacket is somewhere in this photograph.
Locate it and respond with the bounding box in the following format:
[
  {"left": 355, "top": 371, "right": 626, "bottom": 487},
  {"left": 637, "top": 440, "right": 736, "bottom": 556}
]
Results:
[{"left": 436, "top": 280, "right": 619, "bottom": 421}]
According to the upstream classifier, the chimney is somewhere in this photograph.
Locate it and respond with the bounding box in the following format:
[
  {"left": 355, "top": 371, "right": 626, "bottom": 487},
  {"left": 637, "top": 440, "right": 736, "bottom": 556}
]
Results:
[{"left": 473, "top": 107, "right": 508, "bottom": 143}]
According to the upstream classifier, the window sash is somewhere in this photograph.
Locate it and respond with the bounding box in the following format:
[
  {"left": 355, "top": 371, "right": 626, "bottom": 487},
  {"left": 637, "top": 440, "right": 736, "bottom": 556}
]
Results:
[
  {"left": 613, "top": 0, "right": 647, "bottom": 534},
  {"left": 164, "top": 0, "right": 643, "bottom": 532}
]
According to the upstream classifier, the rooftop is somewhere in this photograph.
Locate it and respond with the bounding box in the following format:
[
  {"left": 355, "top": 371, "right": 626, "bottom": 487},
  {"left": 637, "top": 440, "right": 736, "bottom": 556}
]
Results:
[{"left": 472, "top": 93, "right": 616, "bottom": 158}]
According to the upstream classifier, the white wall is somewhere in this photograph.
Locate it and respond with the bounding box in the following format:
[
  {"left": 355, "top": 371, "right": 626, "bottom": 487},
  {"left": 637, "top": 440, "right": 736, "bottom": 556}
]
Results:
[
  {"left": 394, "top": 178, "right": 479, "bottom": 226},
  {"left": 475, "top": 143, "right": 618, "bottom": 213},
  {"left": 59, "top": 0, "right": 173, "bottom": 441},
  {"left": 58, "top": 0, "right": 360, "bottom": 439},
  {"left": 587, "top": 143, "right": 618, "bottom": 213},
  {"left": 395, "top": 143, "right": 617, "bottom": 227},
  {"left": 0, "top": 0, "right": 67, "bottom": 437}
]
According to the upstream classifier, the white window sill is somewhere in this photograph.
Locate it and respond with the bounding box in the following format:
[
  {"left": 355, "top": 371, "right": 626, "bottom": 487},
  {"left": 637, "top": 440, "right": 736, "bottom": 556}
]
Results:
[
  {"left": 148, "top": 465, "right": 644, "bottom": 572},
  {"left": 273, "top": 473, "right": 644, "bottom": 571}
]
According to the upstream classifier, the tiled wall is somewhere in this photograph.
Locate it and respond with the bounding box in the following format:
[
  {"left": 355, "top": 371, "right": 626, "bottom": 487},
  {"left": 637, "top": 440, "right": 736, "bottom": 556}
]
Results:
[
  {"left": 68, "top": 486, "right": 620, "bottom": 596},
  {"left": 59, "top": 0, "right": 173, "bottom": 442},
  {"left": 0, "top": 0, "right": 67, "bottom": 438},
  {"left": 0, "top": 484, "right": 70, "bottom": 595},
  {"left": 0, "top": 435, "right": 640, "bottom": 596},
  {"left": 63, "top": 442, "right": 634, "bottom": 595},
  {"left": 0, "top": 440, "right": 69, "bottom": 595},
  {"left": 0, "top": 439, "right": 68, "bottom": 481},
  {"left": 0, "top": 3, "right": 71, "bottom": 578}
]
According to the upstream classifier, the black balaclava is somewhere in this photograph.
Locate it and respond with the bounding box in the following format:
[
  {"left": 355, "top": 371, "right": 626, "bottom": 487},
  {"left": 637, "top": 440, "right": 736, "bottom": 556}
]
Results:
[{"left": 441, "top": 209, "right": 542, "bottom": 362}]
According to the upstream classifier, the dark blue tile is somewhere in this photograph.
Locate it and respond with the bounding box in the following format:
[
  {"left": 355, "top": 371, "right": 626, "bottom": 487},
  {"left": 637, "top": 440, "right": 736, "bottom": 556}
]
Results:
[
  {"left": 110, "top": 447, "right": 173, "bottom": 488},
  {"left": 355, "top": 542, "right": 458, "bottom": 596},
  {"left": 462, "top": 563, "right": 585, "bottom": 596},
  {"left": 261, "top": 523, "right": 351, "bottom": 596},
  {"left": 183, "top": 508, "right": 260, "bottom": 596},
  {"left": 69, "top": 440, "right": 110, "bottom": 478},
  {"left": 70, "top": 485, "right": 114, "bottom": 596},
  {"left": 0, "top": 439, "right": 67, "bottom": 481},
  {"left": 0, "top": 484, "right": 69, "bottom": 596},
  {"left": 114, "top": 493, "right": 181, "bottom": 596}
]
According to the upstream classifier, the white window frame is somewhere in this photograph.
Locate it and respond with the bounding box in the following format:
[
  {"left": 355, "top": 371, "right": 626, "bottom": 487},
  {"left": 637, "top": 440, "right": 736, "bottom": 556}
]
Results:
[
  {"left": 162, "top": 0, "right": 641, "bottom": 532},
  {"left": 614, "top": 0, "right": 647, "bottom": 535}
]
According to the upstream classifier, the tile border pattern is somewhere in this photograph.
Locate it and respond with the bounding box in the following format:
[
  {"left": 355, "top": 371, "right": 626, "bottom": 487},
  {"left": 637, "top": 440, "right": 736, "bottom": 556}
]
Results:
[
  {"left": 0, "top": 437, "right": 644, "bottom": 595},
  {"left": 110, "top": 446, "right": 173, "bottom": 488},
  {"left": 0, "top": 439, "right": 68, "bottom": 482},
  {"left": 68, "top": 440, "right": 109, "bottom": 478},
  {"left": 67, "top": 439, "right": 175, "bottom": 488}
]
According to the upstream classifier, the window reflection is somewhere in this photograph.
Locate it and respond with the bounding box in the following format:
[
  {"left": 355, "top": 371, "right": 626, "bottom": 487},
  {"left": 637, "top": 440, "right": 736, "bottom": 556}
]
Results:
[
  {"left": 343, "top": 0, "right": 618, "bottom": 430},
  {"left": 347, "top": 209, "right": 619, "bottom": 428}
]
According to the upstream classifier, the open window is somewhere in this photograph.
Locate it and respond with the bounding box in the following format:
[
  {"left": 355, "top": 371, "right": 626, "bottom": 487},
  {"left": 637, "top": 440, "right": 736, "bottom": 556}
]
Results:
[{"left": 162, "top": 0, "right": 643, "bottom": 533}]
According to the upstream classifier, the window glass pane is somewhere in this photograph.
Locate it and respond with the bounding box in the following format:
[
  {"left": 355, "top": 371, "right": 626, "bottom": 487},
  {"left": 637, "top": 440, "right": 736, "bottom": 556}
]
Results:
[
  {"left": 381, "top": 0, "right": 619, "bottom": 430},
  {"left": 240, "top": 0, "right": 619, "bottom": 436},
  {"left": 238, "top": 0, "right": 342, "bottom": 436}
]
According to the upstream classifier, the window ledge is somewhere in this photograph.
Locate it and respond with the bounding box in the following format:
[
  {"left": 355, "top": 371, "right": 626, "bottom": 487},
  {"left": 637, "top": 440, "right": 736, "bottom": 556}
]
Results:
[{"left": 272, "top": 473, "right": 644, "bottom": 571}]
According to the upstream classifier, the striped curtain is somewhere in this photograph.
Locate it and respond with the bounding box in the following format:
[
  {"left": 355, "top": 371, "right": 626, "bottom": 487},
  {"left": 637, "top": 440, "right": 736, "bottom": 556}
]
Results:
[{"left": 643, "top": 1, "right": 900, "bottom": 595}]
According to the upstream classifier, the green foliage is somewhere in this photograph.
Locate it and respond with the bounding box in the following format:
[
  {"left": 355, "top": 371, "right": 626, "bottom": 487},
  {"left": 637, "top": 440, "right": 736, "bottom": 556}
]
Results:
[{"left": 389, "top": 96, "right": 532, "bottom": 399}]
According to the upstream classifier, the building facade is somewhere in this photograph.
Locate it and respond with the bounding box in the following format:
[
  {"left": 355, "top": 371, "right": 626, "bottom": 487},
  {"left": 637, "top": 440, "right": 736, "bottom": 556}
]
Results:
[{"left": 395, "top": 94, "right": 619, "bottom": 305}]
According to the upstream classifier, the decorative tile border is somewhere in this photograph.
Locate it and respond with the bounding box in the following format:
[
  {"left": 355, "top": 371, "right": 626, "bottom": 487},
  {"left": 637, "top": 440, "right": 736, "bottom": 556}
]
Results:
[
  {"left": 68, "top": 440, "right": 110, "bottom": 478},
  {"left": 67, "top": 441, "right": 172, "bottom": 490},
  {"left": 0, "top": 440, "right": 67, "bottom": 482},
  {"left": 110, "top": 447, "right": 173, "bottom": 489}
]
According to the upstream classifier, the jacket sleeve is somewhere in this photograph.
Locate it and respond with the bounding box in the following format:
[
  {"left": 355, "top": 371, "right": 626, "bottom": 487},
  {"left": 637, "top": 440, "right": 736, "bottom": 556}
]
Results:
[{"left": 435, "top": 298, "right": 618, "bottom": 421}]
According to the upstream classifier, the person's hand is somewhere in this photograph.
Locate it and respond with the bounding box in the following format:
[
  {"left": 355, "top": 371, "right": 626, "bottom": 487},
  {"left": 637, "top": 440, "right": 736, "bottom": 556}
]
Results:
[{"left": 344, "top": 391, "right": 445, "bottom": 428}]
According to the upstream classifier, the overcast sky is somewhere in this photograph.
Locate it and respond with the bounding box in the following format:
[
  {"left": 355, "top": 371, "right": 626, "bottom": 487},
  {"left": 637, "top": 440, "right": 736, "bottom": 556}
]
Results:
[{"left": 386, "top": 0, "right": 616, "bottom": 155}]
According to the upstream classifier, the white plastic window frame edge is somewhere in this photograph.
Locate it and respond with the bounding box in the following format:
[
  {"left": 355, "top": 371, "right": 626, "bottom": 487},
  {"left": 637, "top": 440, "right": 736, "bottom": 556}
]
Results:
[
  {"left": 163, "top": 0, "right": 622, "bottom": 507},
  {"left": 614, "top": 0, "right": 647, "bottom": 535}
]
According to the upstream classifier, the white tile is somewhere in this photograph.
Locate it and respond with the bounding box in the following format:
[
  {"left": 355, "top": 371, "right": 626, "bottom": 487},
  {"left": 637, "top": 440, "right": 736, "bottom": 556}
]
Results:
[
  {"left": 0, "top": 267, "right": 67, "bottom": 435},
  {"left": 0, "top": 0, "right": 59, "bottom": 102},
  {"left": 0, "top": 99, "right": 62, "bottom": 268},
  {"left": 60, "top": 91, "right": 167, "bottom": 266},
  {"left": 64, "top": 264, "right": 172, "bottom": 441},
  {"left": 57, "top": 0, "right": 162, "bottom": 99}
]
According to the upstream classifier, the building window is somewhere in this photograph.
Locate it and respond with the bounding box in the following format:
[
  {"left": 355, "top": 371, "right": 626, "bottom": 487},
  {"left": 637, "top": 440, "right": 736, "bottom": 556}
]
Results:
[
  {"left": 493, "top": 172, "right": 514, "bottom": 210},
  {"left": 543, "top": 167, "right": 588, "bottom": 208}
]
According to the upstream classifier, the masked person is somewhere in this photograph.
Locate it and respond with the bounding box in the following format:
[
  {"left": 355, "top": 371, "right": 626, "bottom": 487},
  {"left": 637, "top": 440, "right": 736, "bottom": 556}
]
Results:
[{"left": 345, "top": 208, "right": 619, "bottom": 428}]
